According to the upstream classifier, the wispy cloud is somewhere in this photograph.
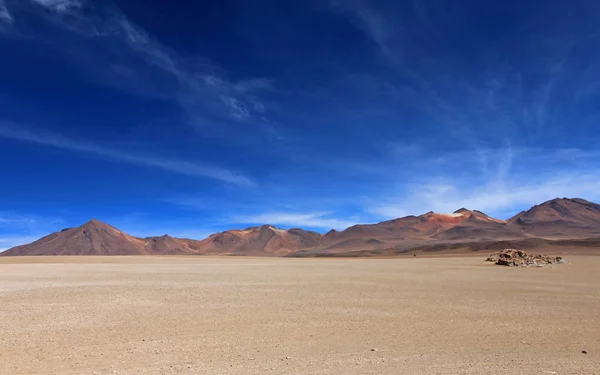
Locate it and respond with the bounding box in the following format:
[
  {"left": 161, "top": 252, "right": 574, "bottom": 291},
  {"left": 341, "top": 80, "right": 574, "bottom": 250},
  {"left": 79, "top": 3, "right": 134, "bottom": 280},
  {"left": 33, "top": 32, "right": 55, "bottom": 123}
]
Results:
[
  {"left": 0, "top": 215, "right": 37, "bottom": 226},
  {"left": 370, "top": 173, "right": 600, "bottom": 219},
  {"left": 327, "top": 0, "right": 594, "bottom": 146},
  {"left": 166, "top": 144, "right": 600, "bottom": 227},
  {"left": 329, "top": 0, "right": 393, "bottom": 57},
  {"left": 2, "top": 0, "right": 273, "bottom": 134},
  {"left": 29, "top": 0, "right": 82, "bottom": 13},
  {"left": 235, "top": 212, "right": 358, "bottom": 231},
  {"left": 0, "top": 123, "right": 255, "bottom": 186},
  {"left": 0, "top": 211, "right": 64, "bottom": 224},
  {"left": 0, "top": 0, "right": 13, "bottom": 25},
  {"left": 368, "top": 146, "right": 600, "bottom": 219}
]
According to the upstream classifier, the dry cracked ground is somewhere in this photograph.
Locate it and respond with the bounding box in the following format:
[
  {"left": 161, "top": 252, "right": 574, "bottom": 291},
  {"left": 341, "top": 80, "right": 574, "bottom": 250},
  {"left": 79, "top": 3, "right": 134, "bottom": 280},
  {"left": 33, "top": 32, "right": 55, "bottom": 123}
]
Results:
[{"left": 0, "top": 256, "right": 599, "bottom": 375}]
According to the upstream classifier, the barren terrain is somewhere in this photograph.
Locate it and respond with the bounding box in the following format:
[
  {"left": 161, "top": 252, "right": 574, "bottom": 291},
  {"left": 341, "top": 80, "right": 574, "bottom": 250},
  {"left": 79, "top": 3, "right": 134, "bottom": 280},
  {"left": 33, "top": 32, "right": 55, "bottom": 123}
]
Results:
[
  {"left": 6, "top": 198, "right": 600, "bottom": 257},
  {"left": 1, "top": 256, "right": 598, "bottom": 374}
]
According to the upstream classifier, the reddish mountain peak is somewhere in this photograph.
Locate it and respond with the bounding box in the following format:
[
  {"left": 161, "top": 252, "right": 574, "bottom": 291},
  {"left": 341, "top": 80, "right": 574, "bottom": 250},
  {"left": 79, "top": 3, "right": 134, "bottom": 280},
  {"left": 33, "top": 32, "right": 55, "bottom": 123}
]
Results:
[
  {"left": 83, "top": 218, "right": 103, "bottom": 226},
  {"left": 2, "top": 219, "right": 144, "bottom": 256},
  {"left": 510, "top": 197, "right": 600, "bottom": 222},
  {"left": 419, "top": 211, "right": 468, "bottom": 220},
  {"left": 260, "top": 224, "right": 279, "bottom": 232},
  {"left": 451, "top": 209, "right": 505, "bottom": 223},
  {"left": 143, "top": 235, "right": 202, "bottom": 255},
  {"left": 198, "top": 223, "right": 320, "bottom": 255},
  {"left": 548, "top": 197, "right": 585, "bottom": 203},
  {"left": 570, "top": 198, "right": 595, "bottom": 205},
  {"left": 529, "top": 197, "right": 594, "bottom": 209},
  {"left": 242, "top": 224, "right": 281, "bottom": 232},
  {"left": 507, "top": 197, "right": 600, "bottom": 238},
  {"left": 148, "top": 234, "right": 174, "bottom": 240},
  {"left": 288, "top": 228, "right": 321, "bottom": 236},
  {"left": 80, "top": 218, "right": 118, "bottom": 231},
  {"left": 379, "top": 215, "right": 419, "bottom": 226},
  {"left": 452, "top": 208, "right": 487, "bottom": 216}
]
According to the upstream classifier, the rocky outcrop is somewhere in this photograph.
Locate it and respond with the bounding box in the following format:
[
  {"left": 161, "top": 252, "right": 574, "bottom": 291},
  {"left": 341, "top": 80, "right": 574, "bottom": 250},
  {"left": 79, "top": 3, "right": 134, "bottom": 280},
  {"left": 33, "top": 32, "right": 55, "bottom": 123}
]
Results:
[{"left": 486, "top": 249, "right": 564, "bottom": 267}]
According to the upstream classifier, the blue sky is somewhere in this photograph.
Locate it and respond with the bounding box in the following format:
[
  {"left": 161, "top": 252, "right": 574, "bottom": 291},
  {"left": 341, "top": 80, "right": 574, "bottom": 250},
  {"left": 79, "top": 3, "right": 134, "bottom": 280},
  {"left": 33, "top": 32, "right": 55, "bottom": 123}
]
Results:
[{"left": 1, "top": 0, "right": 600, "bottom": 248}]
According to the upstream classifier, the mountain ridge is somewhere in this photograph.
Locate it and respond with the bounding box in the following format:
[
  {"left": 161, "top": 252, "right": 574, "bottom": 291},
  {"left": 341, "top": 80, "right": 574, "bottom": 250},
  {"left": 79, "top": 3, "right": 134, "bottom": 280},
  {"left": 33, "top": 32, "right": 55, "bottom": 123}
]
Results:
[{"left": 3, "top": 197, "right": 600, "bottom": 256}]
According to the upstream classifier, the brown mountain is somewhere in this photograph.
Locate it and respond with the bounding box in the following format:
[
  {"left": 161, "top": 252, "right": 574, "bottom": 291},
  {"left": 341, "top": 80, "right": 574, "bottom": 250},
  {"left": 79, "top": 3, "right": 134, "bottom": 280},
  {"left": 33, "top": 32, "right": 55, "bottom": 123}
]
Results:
[
  {"left": 143, "top": 235, "right": 203, "bottom": 255},
  {"left": 431, "top": 209, "right": 519, "bottom": 241},
  {"left": 3, "top": 198, "right": 600, "bottom": 257},
  {"left": 289, "top": 199, "right": 600, "bottom": 256},
  {"left": 196, "top": 225, "right": 322, "bottom": 256},
  {"left": 508, "top": 198, "right": 600, "bottom": 238},
  {"left": 1, "top": 221, "right": 321, "bottom": 256},
  {"left": 316, "top": 208, "right": 515, "bottom": 253},
  {"left": 2, "top": 219, "right": 148, "bottom": 256}
]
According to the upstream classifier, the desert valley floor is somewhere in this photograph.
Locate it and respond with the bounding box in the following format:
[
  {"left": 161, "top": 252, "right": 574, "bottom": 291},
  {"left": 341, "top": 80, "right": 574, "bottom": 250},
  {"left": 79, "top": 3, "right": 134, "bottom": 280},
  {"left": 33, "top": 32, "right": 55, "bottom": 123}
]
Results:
[{"left": 1, "top": 256, "right": 599, "bottom": 375}]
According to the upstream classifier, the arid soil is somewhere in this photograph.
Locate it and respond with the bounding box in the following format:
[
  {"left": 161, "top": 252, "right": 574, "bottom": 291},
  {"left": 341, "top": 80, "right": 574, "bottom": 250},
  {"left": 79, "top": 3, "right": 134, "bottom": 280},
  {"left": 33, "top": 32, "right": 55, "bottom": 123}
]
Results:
[{"left": 1, "top": 256, "right": 598, "bottom": 374}]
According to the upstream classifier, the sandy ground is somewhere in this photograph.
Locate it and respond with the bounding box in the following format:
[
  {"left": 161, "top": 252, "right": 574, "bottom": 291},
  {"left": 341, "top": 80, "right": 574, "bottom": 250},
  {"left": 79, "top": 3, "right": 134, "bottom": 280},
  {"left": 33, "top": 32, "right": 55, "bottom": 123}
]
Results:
[{"left": 0, "top": 256, "right": 598, "bottom": 375}]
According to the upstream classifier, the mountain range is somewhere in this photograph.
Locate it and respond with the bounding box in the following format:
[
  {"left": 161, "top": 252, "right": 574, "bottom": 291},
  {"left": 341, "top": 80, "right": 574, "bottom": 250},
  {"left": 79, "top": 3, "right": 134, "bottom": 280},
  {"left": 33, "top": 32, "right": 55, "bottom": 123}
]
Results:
[{"left": 3, "top": 198, "right": 600, "bottom": 257}]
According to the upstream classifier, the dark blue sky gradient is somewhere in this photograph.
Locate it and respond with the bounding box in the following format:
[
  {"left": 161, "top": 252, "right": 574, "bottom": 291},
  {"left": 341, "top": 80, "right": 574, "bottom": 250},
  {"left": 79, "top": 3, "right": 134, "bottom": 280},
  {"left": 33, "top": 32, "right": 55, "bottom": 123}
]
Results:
[{"left": 1, "top": 0, "right": 600, "bottom": 248}]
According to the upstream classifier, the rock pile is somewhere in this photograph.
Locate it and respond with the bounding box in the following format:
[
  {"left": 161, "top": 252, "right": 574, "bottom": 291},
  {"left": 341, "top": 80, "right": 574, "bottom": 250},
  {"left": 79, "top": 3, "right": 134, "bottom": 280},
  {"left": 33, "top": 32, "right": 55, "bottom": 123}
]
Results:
[{"left": 486, "top": 249, "right": 564, "bottom": 267}]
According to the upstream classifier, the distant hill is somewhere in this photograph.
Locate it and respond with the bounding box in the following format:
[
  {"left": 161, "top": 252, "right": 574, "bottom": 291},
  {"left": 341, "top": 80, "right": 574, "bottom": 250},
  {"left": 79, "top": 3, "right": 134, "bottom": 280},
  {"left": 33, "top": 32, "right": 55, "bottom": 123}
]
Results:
[
  {"left": 3, "top": 198, "right": 600, "bottom": 257},
  {"left": 1, "top": 221, "right": 322, "bottom": 256},
  {"left": 195, "top": 225, "right": 322, "bottom": 256},
  {"left": 2, "top": 219, "right": 148, "bottom": 256},
  {"left": 508, "top": 198, "right": 600, "bottom": 238}
]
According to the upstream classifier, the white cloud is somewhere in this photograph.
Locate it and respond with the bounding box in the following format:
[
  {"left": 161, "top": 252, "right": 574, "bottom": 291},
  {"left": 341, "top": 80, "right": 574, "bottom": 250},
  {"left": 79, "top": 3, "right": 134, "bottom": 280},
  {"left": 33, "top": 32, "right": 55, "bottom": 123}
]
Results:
[
  {"left": 233, "top": 78, "right": 273, "bottom": 94},
  {"left": 235, "top": 212, "right": 358, "bottom": 230},
  {"left": 220, "top": 96, "right": 250, "bottom": 119},
  {"left": 0, "top": 123, "right": 255, "bottom": 187},
  {"left": 328, "top": 0, "right": 582, "bottom": 144},
  {"left": 29, "top": 0, "right": 82, "bottom": 13},
  {"left": 112, "top": 15, "right": 180, "bottom": 76},
  {"left": 329, "top": 0, "right": 393, "bottom": 56},
  {"left": 11, "top": 1, "right": 269, "bottom": 124},
  {"left": 0, "top": 0, "right": 13, "bottom": 25},
  {"left": 0, "top": 216, "right": 37, "bottom": 226},
  {"left": 369, "top": 172, "right": 600, "bottom": 220},
  {"left": 361, "top": 143, "right": 600, "bottom": 219},
  {"left": 0, "top": 211, "right": 63, "bottom": 228}
]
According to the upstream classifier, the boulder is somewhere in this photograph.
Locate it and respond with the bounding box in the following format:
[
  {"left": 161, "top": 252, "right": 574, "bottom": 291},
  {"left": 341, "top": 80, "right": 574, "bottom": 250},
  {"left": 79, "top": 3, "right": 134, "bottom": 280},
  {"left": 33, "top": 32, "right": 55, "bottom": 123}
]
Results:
[{"left": 486, "top": 249, "right": 564, "bottom": 268}]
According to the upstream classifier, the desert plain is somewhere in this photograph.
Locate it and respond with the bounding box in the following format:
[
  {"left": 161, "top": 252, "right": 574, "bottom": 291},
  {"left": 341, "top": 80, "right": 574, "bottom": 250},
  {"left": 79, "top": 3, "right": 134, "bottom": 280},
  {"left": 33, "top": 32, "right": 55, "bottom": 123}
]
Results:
[{"left": 0, "top": 255, "right": 599, "bottom": 375}]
